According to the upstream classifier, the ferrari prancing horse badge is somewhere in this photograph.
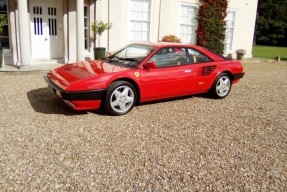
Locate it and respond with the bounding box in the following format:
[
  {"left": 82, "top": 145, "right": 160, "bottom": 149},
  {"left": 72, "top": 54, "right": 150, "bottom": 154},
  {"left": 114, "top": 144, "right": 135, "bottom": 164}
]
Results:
[{"left": 135, "top": 72, "right": 140, "bottom": 78}]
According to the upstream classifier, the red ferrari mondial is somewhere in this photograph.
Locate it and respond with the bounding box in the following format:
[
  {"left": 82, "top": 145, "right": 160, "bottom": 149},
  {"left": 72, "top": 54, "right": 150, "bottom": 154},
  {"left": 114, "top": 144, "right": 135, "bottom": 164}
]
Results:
[{"left": 44, "top": 42, "right": 244, "bottom": 115}]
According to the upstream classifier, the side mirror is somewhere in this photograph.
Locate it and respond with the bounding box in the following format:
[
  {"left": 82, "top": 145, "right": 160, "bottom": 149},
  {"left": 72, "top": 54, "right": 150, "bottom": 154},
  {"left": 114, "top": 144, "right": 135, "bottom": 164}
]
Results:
[{"left": 144, "top": 62, "right": 157, "bottom": 70}]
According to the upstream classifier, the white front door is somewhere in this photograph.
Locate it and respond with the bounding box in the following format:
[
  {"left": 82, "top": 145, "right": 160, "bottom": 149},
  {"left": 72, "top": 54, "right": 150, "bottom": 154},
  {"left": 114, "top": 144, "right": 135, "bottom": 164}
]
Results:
[{"left": 30, "top": 0, "right": 63, "bottom": 59}]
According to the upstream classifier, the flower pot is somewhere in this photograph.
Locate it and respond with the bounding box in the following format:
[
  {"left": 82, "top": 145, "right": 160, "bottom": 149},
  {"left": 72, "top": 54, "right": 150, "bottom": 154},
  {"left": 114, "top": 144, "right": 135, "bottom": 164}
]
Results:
[
  {"left": 236, "top": 54, "right": 244, "bottom": 60},
  {"left": 94, "top": 47, "right": 106, "bottom": 60}
]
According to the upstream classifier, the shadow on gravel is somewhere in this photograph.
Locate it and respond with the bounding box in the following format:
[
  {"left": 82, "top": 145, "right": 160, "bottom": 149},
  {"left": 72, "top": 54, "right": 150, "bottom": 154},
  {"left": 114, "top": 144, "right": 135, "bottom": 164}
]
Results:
[
  {"left": 27, "top": 88, "right": 212, "bottom": 116},
  {"left": 139, "top": 93, "right": 211, "bottom": 106},
  {"left": 27, "top": 87, "right": 101, "bottom": 115}
]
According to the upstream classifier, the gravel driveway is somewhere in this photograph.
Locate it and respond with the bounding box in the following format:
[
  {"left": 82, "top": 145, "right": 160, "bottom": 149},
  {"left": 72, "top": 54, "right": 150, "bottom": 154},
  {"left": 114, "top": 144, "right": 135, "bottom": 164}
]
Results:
[{"left": 0, "top": 61, "right": 286, "bottom": 191}]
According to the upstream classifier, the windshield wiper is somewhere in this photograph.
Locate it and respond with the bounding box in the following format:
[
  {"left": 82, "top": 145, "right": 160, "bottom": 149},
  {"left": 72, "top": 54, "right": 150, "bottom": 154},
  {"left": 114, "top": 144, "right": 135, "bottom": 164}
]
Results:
[
  {"left": 117, "top": 57, "right": 141, "bottom": 62},
  {"left": 103, "top": 56, "right": 140, "bottom": 67},
  {"left": 103, "top": 56, "right": 121, "bottom": 62}
]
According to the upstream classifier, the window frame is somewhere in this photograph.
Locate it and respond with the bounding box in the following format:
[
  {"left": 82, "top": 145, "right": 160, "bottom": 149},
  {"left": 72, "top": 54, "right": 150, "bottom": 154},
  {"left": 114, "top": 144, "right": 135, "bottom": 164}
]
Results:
[
  {"left": 179, "top": 2, "right": 198, "bottom": 44},
  {"left": 225, "top": 10, "right": 236, "bottom": 53},
  {"left": 128, "top": 0, "right": 151, "bottom": 42}
]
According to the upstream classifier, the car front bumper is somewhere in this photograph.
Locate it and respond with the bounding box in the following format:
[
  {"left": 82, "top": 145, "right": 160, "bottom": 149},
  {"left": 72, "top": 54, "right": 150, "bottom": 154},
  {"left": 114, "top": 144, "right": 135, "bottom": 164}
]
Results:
[{"left": 44, "top": 75, "right": 105, "bottom": 110}]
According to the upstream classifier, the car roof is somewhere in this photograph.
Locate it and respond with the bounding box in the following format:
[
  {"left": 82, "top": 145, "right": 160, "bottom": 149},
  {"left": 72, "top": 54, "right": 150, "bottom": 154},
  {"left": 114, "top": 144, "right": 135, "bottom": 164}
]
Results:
[
  {"left": 130, "top": 42, "right": 209, "bottom": 50},
  {"left": 130, "top": 42, "right": 192, "bottom": 47}
]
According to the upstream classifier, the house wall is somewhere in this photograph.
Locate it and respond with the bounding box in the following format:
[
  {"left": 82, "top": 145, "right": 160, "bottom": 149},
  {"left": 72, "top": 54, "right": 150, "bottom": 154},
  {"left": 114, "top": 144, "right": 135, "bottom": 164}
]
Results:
[
  {"left": 228, "top": 0, "right": 258, "bottom": 58},
  {"left": 63, "top": 0, "right": 94, "bottom": 63},
  {"left": 158, "top": 0, "right": 200, "bottom": 41},
  {"left": 97, "top": 0, "right": 257, "bottom": 58},
  {"left": 99, "top": 0, "right": 129, "bottom": 52},
  {"left": 99, "top": 0, "right": 200, "bottom": 51},
  {"left": 7, "top": 0, "right": 19, "bottom": 64},
  {"left": 3, "top": 0, "right": 258, "bottom": 68},
  {"left": 67, "top": 0, "right": 77, "bottom": 62}
]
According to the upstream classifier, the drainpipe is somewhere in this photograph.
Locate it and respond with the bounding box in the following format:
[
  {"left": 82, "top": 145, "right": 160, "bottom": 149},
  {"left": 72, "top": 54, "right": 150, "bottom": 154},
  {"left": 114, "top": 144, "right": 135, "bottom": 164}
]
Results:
[
  {"left": 67, "top": 0, "right": 70, "bottom": 63},
  {"left": 107, "top": 0, "right": 110, "bottom": 51},
  {"left": 94, "top": 0, "right": 97, "bottom": 47},
  {"left": 14, "top": 0, "right": 20, "bottom": 66},
  {"left": 157, "top": 0, "right": 162, "bottom": 42}
]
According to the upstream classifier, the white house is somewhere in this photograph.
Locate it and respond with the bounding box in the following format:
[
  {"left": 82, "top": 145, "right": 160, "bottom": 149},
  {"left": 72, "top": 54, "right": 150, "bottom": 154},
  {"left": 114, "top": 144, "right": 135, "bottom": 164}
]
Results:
[{"left": 1, "top": 0, "right": 258, "bottom": 68}]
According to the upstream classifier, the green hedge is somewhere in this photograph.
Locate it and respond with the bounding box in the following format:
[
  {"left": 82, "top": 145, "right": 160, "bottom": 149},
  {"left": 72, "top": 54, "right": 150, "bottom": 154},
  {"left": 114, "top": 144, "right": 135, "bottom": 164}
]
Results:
[{"left": 197, "top": 0, "right": 228, "bottom": 54}]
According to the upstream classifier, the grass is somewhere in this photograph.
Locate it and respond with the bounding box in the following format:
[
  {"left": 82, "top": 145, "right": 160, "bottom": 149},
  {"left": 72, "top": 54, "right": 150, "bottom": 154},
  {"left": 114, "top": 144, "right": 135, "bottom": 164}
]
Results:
[{"left": 252, "top": 45, "right": 287, "bottom": 60}]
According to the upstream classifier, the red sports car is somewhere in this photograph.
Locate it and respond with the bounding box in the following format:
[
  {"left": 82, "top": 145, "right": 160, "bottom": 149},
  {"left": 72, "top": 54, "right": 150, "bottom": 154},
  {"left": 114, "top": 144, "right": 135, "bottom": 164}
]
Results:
[{"left": 44, "top": 42, "right": 244, "bottom": 115}]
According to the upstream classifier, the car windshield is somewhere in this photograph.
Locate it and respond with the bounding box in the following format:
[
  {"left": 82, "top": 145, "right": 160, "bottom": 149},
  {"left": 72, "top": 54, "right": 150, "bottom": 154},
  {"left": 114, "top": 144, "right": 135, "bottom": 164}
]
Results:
[{"left": 102, "top": 44, "right": 155, "bottom": 67}]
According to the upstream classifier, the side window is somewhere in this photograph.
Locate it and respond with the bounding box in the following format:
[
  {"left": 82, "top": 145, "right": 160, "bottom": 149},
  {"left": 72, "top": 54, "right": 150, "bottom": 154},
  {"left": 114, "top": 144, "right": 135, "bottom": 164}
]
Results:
[
  {"left": 187, "top": 48, "right": 212, "bottom": 64},
  {"left": 149, "top": 47, "right": 187, "bottom": 67}
]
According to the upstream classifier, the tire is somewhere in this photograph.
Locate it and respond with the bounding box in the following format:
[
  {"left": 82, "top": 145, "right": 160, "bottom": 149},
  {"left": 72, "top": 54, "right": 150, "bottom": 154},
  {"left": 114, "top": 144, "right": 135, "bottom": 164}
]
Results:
[
  {"left": 211, "top": 73, "right": 232, "bottom": 99},
  {"left": 103, "top": 81, "right": 137, "bottom": 115}
]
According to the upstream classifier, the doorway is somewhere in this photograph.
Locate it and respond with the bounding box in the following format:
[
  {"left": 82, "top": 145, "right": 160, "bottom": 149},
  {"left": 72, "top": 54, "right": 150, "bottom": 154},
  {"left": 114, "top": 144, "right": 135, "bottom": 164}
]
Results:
[{"left": 30, "top": 0, "right": 63, "bottom": 59}]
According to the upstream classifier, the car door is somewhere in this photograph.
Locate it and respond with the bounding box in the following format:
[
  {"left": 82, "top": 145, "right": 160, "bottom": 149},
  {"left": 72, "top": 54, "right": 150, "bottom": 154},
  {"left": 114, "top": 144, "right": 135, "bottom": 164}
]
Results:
[
  {"left": 186, "top": 48, "right": 218, "bottom": 92},
  {"left": 139, "top": 47, "right": 195, "bottom": 101}
]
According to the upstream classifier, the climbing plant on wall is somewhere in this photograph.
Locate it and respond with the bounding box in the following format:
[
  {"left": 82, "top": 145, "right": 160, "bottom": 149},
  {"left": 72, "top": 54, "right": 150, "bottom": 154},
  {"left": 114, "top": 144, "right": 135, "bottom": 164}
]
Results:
[{"left": 197, "top": 0, "right": 228, "bottom": 54}]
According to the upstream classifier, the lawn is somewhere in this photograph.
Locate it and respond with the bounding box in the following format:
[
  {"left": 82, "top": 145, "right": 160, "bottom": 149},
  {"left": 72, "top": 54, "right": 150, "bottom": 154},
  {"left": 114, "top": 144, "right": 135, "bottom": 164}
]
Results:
[{"left": 252, "top": 45, "right": 287, "bottom": 60}]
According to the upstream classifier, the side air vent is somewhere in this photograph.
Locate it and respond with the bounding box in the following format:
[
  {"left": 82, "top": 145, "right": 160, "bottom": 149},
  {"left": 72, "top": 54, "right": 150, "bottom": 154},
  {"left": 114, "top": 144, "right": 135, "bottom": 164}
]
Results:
[{"left": 201, "top": 65, "right": 217, "bottom": 76}]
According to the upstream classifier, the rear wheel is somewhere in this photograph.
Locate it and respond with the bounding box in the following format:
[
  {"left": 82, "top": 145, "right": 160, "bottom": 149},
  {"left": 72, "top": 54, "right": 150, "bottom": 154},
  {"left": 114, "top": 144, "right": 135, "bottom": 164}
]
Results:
[
  {"left": 103, "top": 81, "right": 137, "bottom": 115},
  {"left": 211, "top": 73, "right": 232, "bottom": 99}
]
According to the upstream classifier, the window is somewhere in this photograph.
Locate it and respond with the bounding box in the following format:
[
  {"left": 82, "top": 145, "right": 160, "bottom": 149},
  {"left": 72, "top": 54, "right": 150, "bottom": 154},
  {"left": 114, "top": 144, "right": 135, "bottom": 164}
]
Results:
[
  {"left": 149, "top": 48, "right": 187, "bottom": 67},
  {"left": 0, "top": 0, "right": 9, "bottom": 48},
  {"left": 149, "top": 47, "right": 212, "bottom": 67},
  {"left": 187, "top": 48, "right": 212, "bottom": 63},
  {"left": 84, "top": 5, "right": 89, "bottom": 50},
  {"left": 32, "top": 6, "right": 43, "bottom": 36},
  {"left": 129, "top": 0, "right": 151, "bottom": 42},
  {"left": 48, "top": 7, "right": 57, "bottom": 36},
  {"left": 225, "top": 11, "right": 236, "bottom": 52},
  {"left": 179, "top": 3, "right": 198, "bottom": 44}
]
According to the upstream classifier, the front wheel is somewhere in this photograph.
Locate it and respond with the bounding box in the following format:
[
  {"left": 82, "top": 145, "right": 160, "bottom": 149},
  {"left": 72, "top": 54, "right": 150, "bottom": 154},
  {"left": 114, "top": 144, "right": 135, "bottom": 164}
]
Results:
[
  {"left": 103, "top": 81, "right": 137, "bottom": 115},
  {"left": 211, "top": 73, "right": 232, "bottom": 99}
]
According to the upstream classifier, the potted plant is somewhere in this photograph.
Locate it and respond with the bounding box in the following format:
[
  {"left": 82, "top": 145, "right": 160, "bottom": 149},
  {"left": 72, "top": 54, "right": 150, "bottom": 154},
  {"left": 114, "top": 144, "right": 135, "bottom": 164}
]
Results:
[
  {"left": 0, "top": 14, "right": 7, "bottom": 68},
  {"left": 91, "top": 20, "right": 112, "bottom": 60},
  {"left": 235, "top": 49, "right": 246, "bottom": 60},
  {"left": 275, "top": 55, "right": 281, "bottom": 62}
]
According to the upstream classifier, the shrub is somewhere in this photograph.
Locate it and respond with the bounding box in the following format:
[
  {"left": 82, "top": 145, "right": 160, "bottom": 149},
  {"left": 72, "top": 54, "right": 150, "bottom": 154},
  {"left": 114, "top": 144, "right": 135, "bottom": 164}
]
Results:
[
  {"left": 0, "top": 14, "right": 7, "bottom": 48},
  {"left": 0, "top": 14, "right": 6, "bottom": 34},
  {"left": 197, "top": 0, "right": 228, "bottom": 54},
  {"left": 161, "top": 35, "right": 181, "bottom": 43}
]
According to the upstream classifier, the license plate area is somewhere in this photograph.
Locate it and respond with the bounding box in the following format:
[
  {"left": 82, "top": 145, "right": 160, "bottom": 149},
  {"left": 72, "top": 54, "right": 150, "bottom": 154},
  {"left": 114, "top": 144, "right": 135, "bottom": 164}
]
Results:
[{"left": 55, "top": 90, "right": 62, "bottom": 98}]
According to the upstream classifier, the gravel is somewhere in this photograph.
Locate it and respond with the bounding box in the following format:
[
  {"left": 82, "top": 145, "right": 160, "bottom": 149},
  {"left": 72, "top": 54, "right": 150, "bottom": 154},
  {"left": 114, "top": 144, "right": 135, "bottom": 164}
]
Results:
[{"left": 0, "top": 61, "right": 286, "bottom": 191}]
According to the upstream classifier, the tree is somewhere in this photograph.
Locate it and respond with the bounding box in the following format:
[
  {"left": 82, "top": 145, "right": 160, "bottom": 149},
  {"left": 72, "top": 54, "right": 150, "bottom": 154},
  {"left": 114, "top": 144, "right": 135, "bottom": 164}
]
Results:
[
  {"left": 256, "top": 0, "right": 287, "bottom": 46},
  {"left": 91, "top": 20, "right": 112, "bottom": 38},
  {"left": 197, "top": 0, "right": 228, "bottom": 54}
]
